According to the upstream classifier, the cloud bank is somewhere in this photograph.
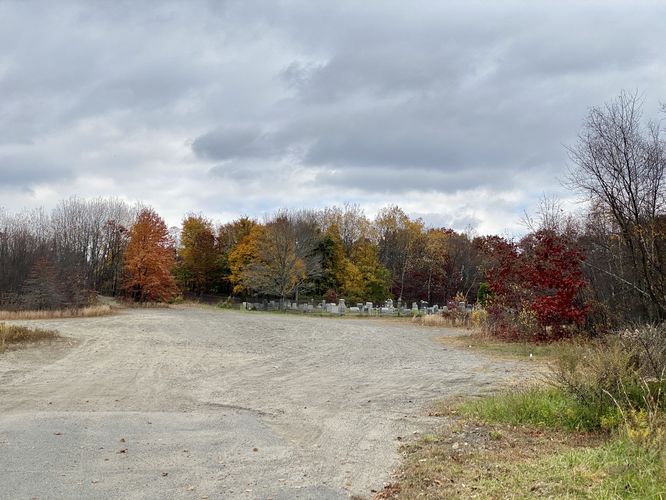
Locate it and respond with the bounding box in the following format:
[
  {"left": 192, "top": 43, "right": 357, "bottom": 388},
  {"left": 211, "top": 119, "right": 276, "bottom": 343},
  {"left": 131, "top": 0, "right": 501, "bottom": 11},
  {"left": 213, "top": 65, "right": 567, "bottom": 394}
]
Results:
[{"left": 1, "top": 0, "right": 665, "bottom": 234}]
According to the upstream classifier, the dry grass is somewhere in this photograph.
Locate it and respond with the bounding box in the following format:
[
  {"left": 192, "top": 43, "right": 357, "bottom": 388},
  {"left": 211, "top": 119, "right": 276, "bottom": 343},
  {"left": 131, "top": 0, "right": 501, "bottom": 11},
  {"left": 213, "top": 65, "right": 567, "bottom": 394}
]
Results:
[
  {"left": 376, "top": 408, "right": 664, "bottom": 499},
  {"left": 0, "top": 323, "right": 59, "bottom": 352},
  {"left": 119, "top": 300, "right": 171, "bottom": 309},
  {"left": 418, "top": 313, "right": 470, "bottom": 328},
  {"left": 418, "top": 309, "right": 488, "bottom": 329},
  {"left": 375, "top": 414, "right": 600, "bottom": 500},
  {"left": 0, "top": 304, "right": 113, "bottom": 321},
  {"left": 378, "top": 373, "right": 666, "bottom": 499},
  {"left": 436, "top": 332, "right": 569, "bottom": 362}
]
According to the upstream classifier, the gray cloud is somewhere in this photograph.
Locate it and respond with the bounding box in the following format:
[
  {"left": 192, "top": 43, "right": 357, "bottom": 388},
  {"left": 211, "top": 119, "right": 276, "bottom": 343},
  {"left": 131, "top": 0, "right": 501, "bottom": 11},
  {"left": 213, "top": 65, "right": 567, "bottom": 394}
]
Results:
[
  {"left": 0, "top": 0, "right": 664, "bottom": 233},
  {"left": 0, "top": 155, "right": 72, "bottom": 187},
  {"left": 194, "top": 127, "right": 282, "bottom": 161},
  {"left": 313, "top": 165, "right": 515, "bottom": 194}
]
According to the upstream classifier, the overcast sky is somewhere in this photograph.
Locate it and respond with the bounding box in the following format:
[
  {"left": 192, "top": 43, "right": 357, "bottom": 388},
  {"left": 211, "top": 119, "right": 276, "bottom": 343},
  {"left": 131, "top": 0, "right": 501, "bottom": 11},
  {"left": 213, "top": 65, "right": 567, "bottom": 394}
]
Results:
[{"left": 1, "top": 1, "right": 665, "bottom": 234}]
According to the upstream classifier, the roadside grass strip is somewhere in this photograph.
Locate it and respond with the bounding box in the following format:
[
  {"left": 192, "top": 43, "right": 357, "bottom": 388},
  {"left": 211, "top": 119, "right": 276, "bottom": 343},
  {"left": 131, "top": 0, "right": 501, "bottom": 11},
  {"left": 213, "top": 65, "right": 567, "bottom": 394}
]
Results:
[{"left": 377, "top": 387, "right": 665, "bottom": 499}]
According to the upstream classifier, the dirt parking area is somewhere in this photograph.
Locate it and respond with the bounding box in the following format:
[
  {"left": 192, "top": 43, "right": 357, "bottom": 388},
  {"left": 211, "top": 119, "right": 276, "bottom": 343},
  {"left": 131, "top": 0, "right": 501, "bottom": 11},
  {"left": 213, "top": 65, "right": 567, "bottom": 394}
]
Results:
[{"left": 0, "top": 307, "right": 528, "bottom": 499}]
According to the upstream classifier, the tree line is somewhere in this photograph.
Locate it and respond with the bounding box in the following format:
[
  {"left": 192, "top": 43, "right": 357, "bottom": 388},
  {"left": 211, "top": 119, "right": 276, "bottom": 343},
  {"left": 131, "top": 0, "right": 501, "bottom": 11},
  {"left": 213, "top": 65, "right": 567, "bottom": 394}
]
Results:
[
  {"left": 1, "top": 92, "right": 664, "bottom": 339},
  {"left": 0, "top": 199, "right": 482, "bottom": 310},
  {"left": 0, "top": 198, "right": 135, "bottom": 310}
]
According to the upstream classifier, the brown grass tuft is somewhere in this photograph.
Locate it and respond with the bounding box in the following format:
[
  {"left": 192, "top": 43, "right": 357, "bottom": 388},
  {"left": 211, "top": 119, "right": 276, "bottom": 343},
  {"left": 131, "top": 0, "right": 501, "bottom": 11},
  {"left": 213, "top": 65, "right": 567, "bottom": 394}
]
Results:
[
  {"left": 418, "top": 309, "right": 487, "bottom": 329},
  {"left": 0, "top": 323, "right": 59, "bottom": 351},
  {"left": 0, "top": 304, "right": 113, "bottom": 321}
]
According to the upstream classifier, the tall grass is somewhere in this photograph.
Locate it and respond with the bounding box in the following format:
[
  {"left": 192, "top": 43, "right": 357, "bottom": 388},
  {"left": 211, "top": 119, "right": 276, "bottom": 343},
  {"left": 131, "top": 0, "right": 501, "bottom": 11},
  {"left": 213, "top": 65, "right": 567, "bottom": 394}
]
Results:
[
  {"left": 419, "top": 309, "right": 487, "bottom": 328},
  {"left": 0, "top": 323, "right": 59, "bottom": 352},
  {"left": 458, "top": 386, "right": 605, "bottom": 431},
  {"left": 383, "top": 325, "right": 666, "bottom": 498},
  {"left": 0, "top": 304, "right": 113, "bottom": 321},
  {"left": 552, "top": 328, "right": 666, "bottom": 433}
]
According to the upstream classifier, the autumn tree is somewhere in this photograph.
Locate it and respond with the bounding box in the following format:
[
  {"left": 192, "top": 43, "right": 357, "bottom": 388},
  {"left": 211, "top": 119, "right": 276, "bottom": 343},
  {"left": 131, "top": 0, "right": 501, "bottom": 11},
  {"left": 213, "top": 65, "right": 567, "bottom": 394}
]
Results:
[
  {"left": 228, "top": 224, "right": 264, "bottom": 296},
  {"left": 217, "top": 217, "right": 258, "bottom": 295},
  {"left": 421, "top": 228, "right": 452, "bottom": 304},
  {"left": 480, "top": 230, "right": 588, "bottom": 339},
  {"left": 229, "top": 212, "right": 322, "bottom": 302},
  {"left": 122, "top": 208, "right": 177, "bottom": 302},
  {"left": 345, "top": 237, "right": 391, "bottom": 303},
  {"left": 478, "top": 235, "right": 522, "bottom": 311},
  {"left": 375, "top": 206, "right": 424, "bottom": 301},
  {"left": 218, "top": 217, "right": 257, "bottom": 255},
  {"left": 319, "top": 203, "right": 372, "bottom": 257},
  {"left": 176, "top": 214, "right": 219, "bottom": 295},
  {"left": 315, "top": 224, "right": 347, "bottom": 298},
  {"left": 520, "top": 229, "right": 588, "bottom": 333}
]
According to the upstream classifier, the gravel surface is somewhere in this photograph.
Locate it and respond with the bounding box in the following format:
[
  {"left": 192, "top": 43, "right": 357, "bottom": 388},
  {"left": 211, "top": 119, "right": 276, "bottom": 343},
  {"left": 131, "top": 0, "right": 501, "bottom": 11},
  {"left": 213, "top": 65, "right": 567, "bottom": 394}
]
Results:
[{"left": 0, "top": 306, "right": 528, "bottom": 499}]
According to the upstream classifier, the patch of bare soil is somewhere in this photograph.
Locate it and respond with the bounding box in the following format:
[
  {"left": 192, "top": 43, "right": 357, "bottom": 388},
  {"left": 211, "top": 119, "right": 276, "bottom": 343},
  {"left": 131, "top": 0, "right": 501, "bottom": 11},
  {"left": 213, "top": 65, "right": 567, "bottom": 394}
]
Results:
[{"left": 0, "top": 307, "right": 530, "bottom": 499}]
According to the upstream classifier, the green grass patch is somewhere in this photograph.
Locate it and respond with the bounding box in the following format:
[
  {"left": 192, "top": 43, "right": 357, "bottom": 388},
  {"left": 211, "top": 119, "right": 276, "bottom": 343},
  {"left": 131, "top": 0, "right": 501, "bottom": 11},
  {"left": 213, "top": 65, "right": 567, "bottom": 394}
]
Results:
[
  {"left": 457, "top": 386, "right": 611, "bottom": 432},
  {"left": 380, "top": 391, "right": 665, "bottom": 499},
  {"left": 541, "top": 437, "right": 666, "bottom": 498},
  {"left": 381, "top": 329, "right": 666, "bottom": 498}
]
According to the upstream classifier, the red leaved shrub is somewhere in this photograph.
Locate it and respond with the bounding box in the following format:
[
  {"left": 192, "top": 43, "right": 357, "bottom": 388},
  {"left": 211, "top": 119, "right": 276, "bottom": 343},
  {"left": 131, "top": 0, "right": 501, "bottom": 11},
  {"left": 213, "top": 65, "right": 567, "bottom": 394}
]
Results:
[{"left": 480, "top": 229, "right": 588, "bottom": 340}]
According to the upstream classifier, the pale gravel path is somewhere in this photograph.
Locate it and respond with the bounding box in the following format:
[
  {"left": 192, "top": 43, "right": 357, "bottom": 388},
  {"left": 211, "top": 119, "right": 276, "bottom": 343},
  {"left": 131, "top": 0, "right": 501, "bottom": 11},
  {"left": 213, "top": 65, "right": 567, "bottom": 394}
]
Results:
[{"left": 0, "top": 307, "right": 528, "bottom": 499}]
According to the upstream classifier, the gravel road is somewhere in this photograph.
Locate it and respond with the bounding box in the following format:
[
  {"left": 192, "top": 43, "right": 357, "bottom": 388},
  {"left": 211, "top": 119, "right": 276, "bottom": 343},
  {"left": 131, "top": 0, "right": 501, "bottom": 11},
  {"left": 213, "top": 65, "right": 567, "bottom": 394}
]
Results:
[{"left": 0, "top": 307, "right": 527, "bottom": 499}]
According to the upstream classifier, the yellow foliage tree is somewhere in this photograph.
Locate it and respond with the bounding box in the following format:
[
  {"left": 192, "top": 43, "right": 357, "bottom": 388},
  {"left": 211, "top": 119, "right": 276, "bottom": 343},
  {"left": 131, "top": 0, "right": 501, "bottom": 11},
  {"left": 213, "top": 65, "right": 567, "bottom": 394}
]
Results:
[
  {"left": 177, "top": 215, "right": 218, "bottom": 295},
  {"left": 228, "top": 225, "right": 263, "bottom": 295}
]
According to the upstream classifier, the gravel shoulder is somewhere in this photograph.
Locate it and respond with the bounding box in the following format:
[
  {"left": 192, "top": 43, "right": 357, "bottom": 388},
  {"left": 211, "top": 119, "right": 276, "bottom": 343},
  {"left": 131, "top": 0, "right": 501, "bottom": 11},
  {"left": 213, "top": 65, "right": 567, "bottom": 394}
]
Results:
[{"left": 0, "top": 307, "right": 529, "bottom": 499}]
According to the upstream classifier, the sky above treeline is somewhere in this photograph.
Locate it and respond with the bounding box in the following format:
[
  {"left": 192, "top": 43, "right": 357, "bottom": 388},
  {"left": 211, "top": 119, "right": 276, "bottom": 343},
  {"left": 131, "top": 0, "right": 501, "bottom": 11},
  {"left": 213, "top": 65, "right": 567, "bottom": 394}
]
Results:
[{"left": 1, "top": 1, "right": 665, "bottom": 235}]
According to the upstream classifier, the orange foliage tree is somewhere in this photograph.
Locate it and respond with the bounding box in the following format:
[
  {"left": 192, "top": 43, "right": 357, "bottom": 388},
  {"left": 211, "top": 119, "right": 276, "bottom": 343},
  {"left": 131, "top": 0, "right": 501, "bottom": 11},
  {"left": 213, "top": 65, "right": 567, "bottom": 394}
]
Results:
[{"left": 122, "top": 208, "right": 177, "bottom": 302}]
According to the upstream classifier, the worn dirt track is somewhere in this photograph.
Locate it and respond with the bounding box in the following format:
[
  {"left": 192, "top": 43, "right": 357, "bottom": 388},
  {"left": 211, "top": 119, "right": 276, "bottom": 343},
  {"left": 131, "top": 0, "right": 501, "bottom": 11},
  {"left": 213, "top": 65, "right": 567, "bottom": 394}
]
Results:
[{"left": 0, "top": 307, "right": 526, "bottom": 499}]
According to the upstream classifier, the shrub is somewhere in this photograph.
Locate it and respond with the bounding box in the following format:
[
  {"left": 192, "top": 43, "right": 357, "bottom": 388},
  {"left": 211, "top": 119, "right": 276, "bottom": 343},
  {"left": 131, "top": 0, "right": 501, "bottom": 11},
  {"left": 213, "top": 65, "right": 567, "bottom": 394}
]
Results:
[
  {"left": 551, "top": 325, "right": 666, "bottom": 431},
  {"left": 470, "top": 307, "right": 488, "bottom": 328},
  {"left": 479, "top": 230, "right": 588, "bottom": 340},
  {"left": 476, "top": 282, "right": 491, "bottom": 306}
]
